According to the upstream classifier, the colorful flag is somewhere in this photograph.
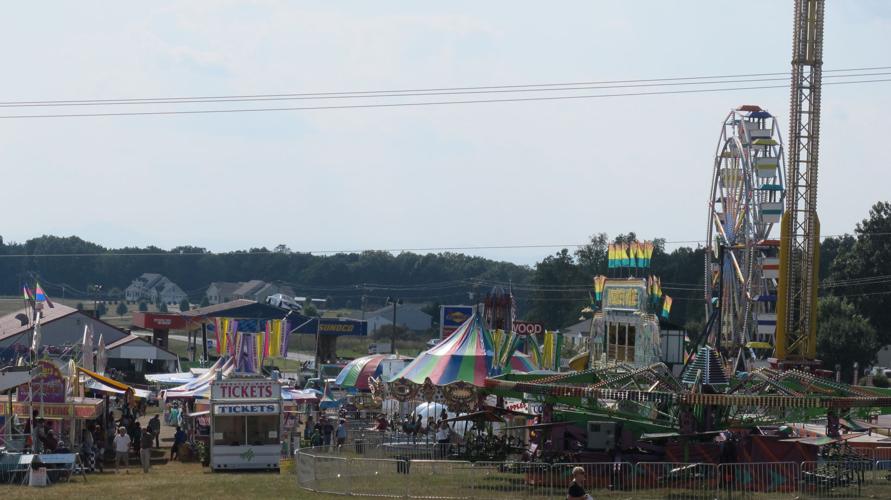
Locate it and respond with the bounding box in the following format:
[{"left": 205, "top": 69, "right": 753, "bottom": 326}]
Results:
[
  {"left": 661, "top": 295, "right": 673, "bottom": 319},
  {"left": 34, "top": 282, "right": 54, "bottom": 308},
  {"left": 607, "top": 244, "right": 615, "bottom": 269},
  {"left": 630, "top": 241, "right": 639, "bottom": 268},
  {"left": 22, "top": 286, "right": 33, "bottom": 301},
  {"left": 593, "top": 275, "right": 606, "bottom": 302},
  {"left": 644, "top": 241, "right": 655, "bottom": 267}
]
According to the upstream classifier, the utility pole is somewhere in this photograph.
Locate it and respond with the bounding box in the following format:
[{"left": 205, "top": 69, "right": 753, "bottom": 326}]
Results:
[{"left": 386, "top": 296, "right": 402, "bottom": 354}]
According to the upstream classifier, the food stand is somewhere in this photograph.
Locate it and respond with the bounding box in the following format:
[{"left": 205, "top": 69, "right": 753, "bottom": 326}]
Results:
[{"left": 210, "top": 378, "right": 281, "bottom": 470}]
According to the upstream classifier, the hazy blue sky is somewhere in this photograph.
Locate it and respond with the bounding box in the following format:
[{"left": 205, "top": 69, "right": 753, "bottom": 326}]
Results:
[{"left": 1, "top": 1, "right": 889, "bottom": 264}]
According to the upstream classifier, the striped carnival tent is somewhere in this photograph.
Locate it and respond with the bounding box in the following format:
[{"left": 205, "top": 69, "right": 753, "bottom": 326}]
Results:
[
  {"left": 393, "top": 315, "right": 535, "bottom": 387},
  {"left": 336, "top": 354, "right": 388, "bottom": 390}
]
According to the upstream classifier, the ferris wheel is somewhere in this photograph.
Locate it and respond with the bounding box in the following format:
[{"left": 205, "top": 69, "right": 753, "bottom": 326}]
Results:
[{"left": 704, "top": 105, "right": 785, "bottom": 368}]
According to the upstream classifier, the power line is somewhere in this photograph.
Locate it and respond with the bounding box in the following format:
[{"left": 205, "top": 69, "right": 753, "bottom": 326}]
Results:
[
  {"left": 3, "top": 65, "right": 887, "bottom": 107},
  {"left": 1, "top": 78, "right": 889, "bottom": 120},
  {"left": 3, "top": 71, "right": 889, "bottom": 109}
]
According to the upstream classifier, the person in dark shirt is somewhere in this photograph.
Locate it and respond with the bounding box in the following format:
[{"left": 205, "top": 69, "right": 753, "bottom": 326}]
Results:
[
  {"left": 567, "top": 466, "right": 591, "bottom": 500},
  {"left": 322, "top": 419, "right": 334, "bottom": 449},
  {"left": 171, "top": 426, "right": 187, "bottom": 460}
]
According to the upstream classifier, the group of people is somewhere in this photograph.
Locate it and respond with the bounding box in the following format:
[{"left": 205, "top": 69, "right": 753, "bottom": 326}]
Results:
[
  {"left": 303, "top": 416, "right": 347, "bottom": 450},
  {"left": 22, "top": 411, "right": 68, "bottom": 454}
]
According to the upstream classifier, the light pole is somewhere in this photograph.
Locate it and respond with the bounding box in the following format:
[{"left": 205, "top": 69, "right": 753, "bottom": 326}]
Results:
[{"left": 386, "top": 297, "right": 402, "bottom": 354}]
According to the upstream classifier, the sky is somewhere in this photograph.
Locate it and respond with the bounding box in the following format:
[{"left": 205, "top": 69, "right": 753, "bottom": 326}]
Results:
[{"left": 1, "top": 1, "right": 889, "bottom": 265}]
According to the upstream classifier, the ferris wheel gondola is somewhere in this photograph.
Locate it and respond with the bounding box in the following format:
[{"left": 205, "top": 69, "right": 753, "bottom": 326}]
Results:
[{"left": 704, "top": 105, "right": 785, "bottom": 371}]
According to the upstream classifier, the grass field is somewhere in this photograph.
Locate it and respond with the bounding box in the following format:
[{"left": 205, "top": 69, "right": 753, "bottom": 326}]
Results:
[{"left": 0, "top": 461, "right": 348, "bottom": 500}]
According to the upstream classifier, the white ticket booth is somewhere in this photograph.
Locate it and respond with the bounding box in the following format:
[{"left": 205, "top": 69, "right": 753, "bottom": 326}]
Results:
[{"left": 210, "top": 378, "right": 282, "bottom": 470}]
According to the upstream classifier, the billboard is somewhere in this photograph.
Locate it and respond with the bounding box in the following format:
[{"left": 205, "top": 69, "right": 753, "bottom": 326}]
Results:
[
  {"left": 290, "top": 316, "right": 368, "bottom": 337},
  {"left": 512, "top": 321, "right": 545, "bottom": 336},
  {"left": 440, "top": 305, "right": 474, "bottom": 339}
]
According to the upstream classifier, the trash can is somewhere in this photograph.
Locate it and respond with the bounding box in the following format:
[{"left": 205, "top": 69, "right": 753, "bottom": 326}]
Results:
[
  {"left": 396, "top": 456, "right": 410, "bottom": 474},
  {"left": 355, "top": 439, "right": 365, "bottom": 455}
]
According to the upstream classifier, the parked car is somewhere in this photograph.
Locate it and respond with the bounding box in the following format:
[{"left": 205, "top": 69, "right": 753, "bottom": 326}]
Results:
[{"left": 426, "top": 338, "right": 441, "bottom": 349}]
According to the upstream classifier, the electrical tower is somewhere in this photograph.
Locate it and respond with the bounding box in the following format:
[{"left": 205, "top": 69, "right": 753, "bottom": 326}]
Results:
[{"left": 775, "top": 0, "right": 824, "bottom": 366}]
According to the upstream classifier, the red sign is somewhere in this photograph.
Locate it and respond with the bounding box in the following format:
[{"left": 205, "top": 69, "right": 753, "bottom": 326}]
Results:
[
  {"left": 17, "top": 360, "right": 65, "bottom": 403},
  {"left": 513, "top": 321, "right": 544, "bottom": 335},
  {"left": 131, "top": 312, "right": 190, "bottom": 330},
  {"left": 211, "top": 379, "right": 277, "bottom": 400}
]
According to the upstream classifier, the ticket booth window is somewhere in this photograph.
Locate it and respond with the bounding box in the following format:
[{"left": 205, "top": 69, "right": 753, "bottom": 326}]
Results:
[
  {"left": 215, "top": 416, "right": 246, "bottom": 446},
  {"left": 247, "top": 415, "right": 279, "bottom": 446}
]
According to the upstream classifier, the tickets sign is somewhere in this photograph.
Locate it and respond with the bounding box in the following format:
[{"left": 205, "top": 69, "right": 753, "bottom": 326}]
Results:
[
  {"left": 214, "top": 403, "right": 279, "bottom": 415},
  {"left": 211, "top": 379, "right": 278, "bottom": 401}
]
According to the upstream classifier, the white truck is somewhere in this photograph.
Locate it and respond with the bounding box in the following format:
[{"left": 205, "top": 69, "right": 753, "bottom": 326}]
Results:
[{"left": 367, "top": 341, "right": 392, "bottom": 355}]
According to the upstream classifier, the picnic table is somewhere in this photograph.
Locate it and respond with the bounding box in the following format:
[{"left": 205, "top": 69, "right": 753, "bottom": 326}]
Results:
[{"left": 0, "top": 453, "right": 85, "bottom": 484}]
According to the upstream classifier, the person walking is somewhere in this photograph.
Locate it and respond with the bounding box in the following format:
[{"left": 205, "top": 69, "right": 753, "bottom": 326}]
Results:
[
  {"left": 335, "top": 419, "right": 347, "bottom": 450},
  {"left": 140, "top": 426, "right": 154, "bottom": 473},
  {"left": 131, "top": 421, "right": 142, "bottom": 456},
  {"left": 567, "top": 466, "right": 592, "bottom": 500},
  {"left": 322, "top": 418, "right": 334, "bottom": 450},
  {"left": 113, "top": 427, "right": 131, "bottom": 474},
  {"left": 93, "top": 424, "right": 106, "bottom": 473},
  {"left": 170, "top": 426, "right": 186, "bottom": 461},
  {"left": 148, "top": 414, "right": 161, "bottom": 448}
]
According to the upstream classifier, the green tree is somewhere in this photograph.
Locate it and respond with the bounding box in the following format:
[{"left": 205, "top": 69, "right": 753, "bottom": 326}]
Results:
[
  {"left": 200, "top": 296, "right": 210, "bottom": 307},
  {"left": 829, "top": 201, "right": 891, "bottom": 345},
  {"left": 76, "top": 302, "right": 84, "bottom": 311},
  {"left": 96, "top": 302, "right": 107, "bottom": 318},
  {"left": 816, "top": 296, "right": 879, "bottom": 381},
  {"left": 115, "top": 302, "right": 128, "bottom": 316},
  {"left": 158, "top": 302, "right": 168, "bottom": 313},
  {"left": 303, "top": 304, "right": 318, "bottom": 317},
  {"left": 525, "top": 248, "right": 587, "bottom": 329},
  {"left": 179, "top": 298, "right": 190, "bottom": 312},
  {"left": 138, "top": 301, "right": 148, "bottom": 312}
]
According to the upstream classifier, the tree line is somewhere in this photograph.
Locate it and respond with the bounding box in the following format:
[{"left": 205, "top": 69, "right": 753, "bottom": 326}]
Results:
[{"left": 1, "top": 200, "right": 889, "bottom": 377}]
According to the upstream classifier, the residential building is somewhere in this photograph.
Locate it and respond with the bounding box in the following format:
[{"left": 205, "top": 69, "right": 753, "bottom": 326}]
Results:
[
  {"left": 125, "top": 273, "right": 187, "bottom": 304},
  {"left": 206, "top": 282, "right": 241, "bottom": 305}
]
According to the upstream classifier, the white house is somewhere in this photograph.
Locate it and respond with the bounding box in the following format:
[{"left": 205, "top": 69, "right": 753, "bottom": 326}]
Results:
[{"left": 125, "top": 273, "right": 188, "bottom": 304}]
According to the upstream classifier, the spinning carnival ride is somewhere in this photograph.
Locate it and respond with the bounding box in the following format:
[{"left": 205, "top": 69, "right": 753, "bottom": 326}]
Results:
[{"left": 705, "top": 106, "right": 785, "bottom": 369}]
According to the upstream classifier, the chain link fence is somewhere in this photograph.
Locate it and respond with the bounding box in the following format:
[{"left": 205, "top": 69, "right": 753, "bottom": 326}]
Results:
[{"left": 295, "top": 446, "right": 891, "bottom": 499}]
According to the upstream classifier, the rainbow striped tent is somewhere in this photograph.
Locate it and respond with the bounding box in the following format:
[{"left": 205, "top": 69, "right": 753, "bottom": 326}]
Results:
[
  {"left": 393, "top": 315, "right": 535, "bottom": 387},
  {"left": 335, "top": 354, "right": 387, "bottom": 390}
]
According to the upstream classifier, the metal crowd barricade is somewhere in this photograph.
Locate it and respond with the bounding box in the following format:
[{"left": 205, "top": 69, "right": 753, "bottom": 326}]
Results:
[
  {"left": 469, "top": 461, "right": 549, "bottom": 499},
  {"left": 405, "top": 459, "right": 473, "bottom": 499},
  {"left": 799, "top": 460, "right": 873, "bottom": 499},
  {"left": 634, "top": 462, "right": 718, "bottom": 499},
  {"left": 295, "top": 450, "right": 315, "bottom": 490},
  {"left": 557, "top": 462, "right": 634, "bottom": 498},
  {"left": 311, "top": 454, "right": 350, "bottom": 495},
  {"left": 717, "top": 462, "right": 798, "bottom": 498},
  {"left": 348, "top": 457, "right": 406, "bottom": 498}
]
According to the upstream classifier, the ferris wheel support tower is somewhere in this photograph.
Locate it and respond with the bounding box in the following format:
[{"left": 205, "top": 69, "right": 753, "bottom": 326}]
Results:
[{"left": 775, "top": 0, "right": 824, "bottom": 366}]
